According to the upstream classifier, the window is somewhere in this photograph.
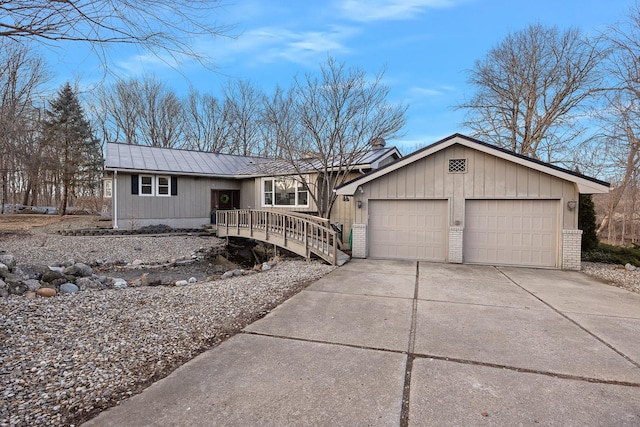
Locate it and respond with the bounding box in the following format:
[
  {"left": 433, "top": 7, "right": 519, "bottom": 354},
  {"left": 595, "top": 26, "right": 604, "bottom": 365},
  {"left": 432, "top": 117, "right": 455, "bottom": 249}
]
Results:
[
  {"left": 103, "top": 179, "right": 113, "bottom": 198},
  {"left": 448, "top": 158, "right": 467, "bottom": 173},
  {"left": 157, "top": 176, "right": 170, "bottom": 196},
  {"left": 262, "top": 176, "right": 309, "bottom": 208},
  {"left": 140, "top": 175, "right": 154, "bottom": 195}
]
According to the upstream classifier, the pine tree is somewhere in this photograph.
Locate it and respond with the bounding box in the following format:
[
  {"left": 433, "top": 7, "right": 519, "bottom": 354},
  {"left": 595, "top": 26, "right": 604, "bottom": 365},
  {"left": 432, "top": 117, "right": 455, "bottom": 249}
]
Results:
[
  {"left": 579, "top": 194, "right": 599, "bottom": 252},
  {"left": 42, "top": 82, "right": 102, "bottom": 215}
]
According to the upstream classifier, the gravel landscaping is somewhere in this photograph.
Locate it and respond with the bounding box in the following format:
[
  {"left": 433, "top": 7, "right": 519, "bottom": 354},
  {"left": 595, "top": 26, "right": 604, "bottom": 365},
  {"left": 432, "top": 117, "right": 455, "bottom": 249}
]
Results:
[{"left": 0, "top": 219, "right": 336, "bottom": 426}]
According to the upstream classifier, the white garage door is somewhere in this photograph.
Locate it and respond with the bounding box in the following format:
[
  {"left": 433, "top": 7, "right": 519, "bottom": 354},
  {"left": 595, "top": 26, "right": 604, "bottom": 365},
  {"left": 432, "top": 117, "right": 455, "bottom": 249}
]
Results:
[
  {"left": 464, "top": 200, "right": 559, "bottom": 267},
  {"left": 369, "top": 200, "right": 447, "bottom": 261}
]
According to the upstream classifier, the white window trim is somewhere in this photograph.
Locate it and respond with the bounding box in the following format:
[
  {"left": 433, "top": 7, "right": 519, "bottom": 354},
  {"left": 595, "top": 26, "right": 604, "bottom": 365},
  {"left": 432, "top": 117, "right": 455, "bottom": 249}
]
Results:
[
  {"left": 156, "top": 175, "right": 171, "bottom": 197},
  {"left": 139, "top": 175, "right": 155, "bottom": 196},
  {"left": 261, "top": 176, "right": 310, "bottom": 208}
]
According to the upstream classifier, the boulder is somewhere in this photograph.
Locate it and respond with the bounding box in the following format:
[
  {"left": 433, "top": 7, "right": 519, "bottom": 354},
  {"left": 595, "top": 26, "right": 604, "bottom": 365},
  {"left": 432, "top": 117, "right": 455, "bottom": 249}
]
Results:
[
  {"left": 24, "top": 279, "right": 41, "bottom": 292},
  {"left": 25, "top": 291, "right": 36, "bottom": 299},
  {"left": 112, "top": 278, "right": 128, "bottom": 290},
  {"left": 261, "top": 262, "right": 272, "bottom": 271},
  {"left": 221, "top": 271, "right": 235, "bottom": 279},
  {"left": 59, "top": 283, "right": 79, "bottom": 294},
  {"left": 48, "top": 266, "right": 65, "bottom": 275},
  {"left": 76, "top": 277, "right": 105, "bottom": 291},
  {"left": 37, "top": 287, "right": 57, "bottom": 297},
  {"left": 625, "top": 263, "right": 637, "bottom": 272},
  {"left": 145, "top": 277, "right": 162, "bottom": 287},
  {"left": 14, "top": 264, "right": 48, "bottom": 280},
  {"left": 233, "top": 269, "right": 244, "bottom": 277},
  {"left": 132, "top": 259, "right": 145, "bottom": 266},
  {"left": 0, "top": 279, "right": 6, "bottom": 290},
  {"left": 64, "top": 263, "right": 93, "bottom": 277},
  {"left": 42, "top": 269, "right": 64, "bottom": 283},
  {"left": 188, "top": 277, "right": 197, "bottom": 284},
  {"left": 8, "top": 281, "right": 28, "bottom": 296},
  {"left": 0, "top": 262, "right": 8, "bottom": 278},
  {"left": 0, "top": 254, "right": 16, "bottom": 270},
  {"left": 0, "top": 288, "right": 7, "bottom": 298},
  {"left": 175, "top": 280, "right": 189, "bottom": 287}
]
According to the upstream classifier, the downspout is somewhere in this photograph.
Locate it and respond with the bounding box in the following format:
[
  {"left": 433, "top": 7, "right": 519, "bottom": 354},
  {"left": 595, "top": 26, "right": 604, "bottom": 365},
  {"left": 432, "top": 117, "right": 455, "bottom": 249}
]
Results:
[{"left": 113, "top": 170, "right": 119, "bottom": 229}]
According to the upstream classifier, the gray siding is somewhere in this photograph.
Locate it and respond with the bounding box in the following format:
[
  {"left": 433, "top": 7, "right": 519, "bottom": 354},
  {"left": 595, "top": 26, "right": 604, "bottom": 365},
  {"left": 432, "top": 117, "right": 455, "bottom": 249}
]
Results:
[
  {"left": 355, "top": 144, "right": 578, "bottom": 229},
  {"left": 115, "top": 173, "right": 242, "bottom": 228}
]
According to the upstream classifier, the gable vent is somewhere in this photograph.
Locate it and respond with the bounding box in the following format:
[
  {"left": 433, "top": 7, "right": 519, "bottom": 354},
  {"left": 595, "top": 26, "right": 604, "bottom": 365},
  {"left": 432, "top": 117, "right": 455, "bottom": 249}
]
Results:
[{"left": 448, "top": 158, "right": 467, "bottom": 173}]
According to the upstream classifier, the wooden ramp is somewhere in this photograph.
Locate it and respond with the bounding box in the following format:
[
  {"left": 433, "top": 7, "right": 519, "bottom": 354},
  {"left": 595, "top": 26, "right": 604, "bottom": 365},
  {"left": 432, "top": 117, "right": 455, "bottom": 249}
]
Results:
[{"left": 216, "top": 210, "right": 350, "bottom": 266}]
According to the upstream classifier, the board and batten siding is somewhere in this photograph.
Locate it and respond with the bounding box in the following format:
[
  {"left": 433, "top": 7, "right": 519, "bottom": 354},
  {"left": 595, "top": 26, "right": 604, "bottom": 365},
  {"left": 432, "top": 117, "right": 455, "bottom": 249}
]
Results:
[
  {"left": 355, "top": 144, "right": 578, "bottom": 230},
  {"left": 116, "top": 173, "right": 241, "bottom": 227}
]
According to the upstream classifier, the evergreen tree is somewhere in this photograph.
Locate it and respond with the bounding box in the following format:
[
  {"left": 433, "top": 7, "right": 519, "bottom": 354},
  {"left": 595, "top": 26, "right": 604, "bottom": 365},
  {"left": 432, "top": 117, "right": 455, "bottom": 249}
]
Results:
[
  {"left": 42, "top": 82, "right": 102, "bottom": 215},
  {"left": 579, "top": 194, "right": 599, "bottom": 252}
]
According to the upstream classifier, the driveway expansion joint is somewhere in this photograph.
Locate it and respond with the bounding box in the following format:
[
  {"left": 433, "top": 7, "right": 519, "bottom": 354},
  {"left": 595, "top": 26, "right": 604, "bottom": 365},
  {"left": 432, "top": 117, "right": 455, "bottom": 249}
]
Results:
[
  {"left": 496, "top": 266, "right": 640, "bottom": 370},
  {"left": 400, "top": 262, "right": 421, "bottom": 427},
  {"left": 412, "top": 353, "right": 640, "bottom": 388}
]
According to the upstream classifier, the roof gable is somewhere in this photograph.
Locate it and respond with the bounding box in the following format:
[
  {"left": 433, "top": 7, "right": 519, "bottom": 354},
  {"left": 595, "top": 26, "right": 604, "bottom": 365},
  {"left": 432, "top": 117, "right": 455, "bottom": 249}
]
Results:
[{"left": 336, "top": 134, "right": 610, "bottom": 195}]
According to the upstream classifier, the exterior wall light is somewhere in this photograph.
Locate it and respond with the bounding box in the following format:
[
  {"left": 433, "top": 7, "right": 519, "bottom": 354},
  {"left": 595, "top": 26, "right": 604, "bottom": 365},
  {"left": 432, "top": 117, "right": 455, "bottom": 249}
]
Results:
[{"left": 357, "top": 200, "right": 362, "bottom": 209}]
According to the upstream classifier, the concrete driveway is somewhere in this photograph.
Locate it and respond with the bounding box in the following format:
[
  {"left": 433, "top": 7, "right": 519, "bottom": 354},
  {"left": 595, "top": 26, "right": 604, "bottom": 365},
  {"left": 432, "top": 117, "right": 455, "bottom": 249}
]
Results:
[{"left": 85, "top": 260, "right": 640, "bottom": 426}]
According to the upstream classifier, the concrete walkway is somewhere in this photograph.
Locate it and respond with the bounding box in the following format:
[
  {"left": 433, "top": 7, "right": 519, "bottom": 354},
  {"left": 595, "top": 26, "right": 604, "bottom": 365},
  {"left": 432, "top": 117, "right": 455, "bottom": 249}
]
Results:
[{"left": 84, "top": 260, "right": 640, "bottom": 426}]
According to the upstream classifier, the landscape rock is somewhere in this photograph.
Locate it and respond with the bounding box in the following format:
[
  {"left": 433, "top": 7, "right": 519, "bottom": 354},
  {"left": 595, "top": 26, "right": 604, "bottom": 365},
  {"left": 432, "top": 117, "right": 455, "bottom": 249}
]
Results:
[
  {"left": 59, "top": 283, "right": 79, "bottom": 294},
  {"left": 7, "top": 281, "right": 28, "bottom": 296},
  {"left": 261, "top": 262, "right": 272, "bottom": 271},
  {"left": 188, "top": 277, "right": 197, "bottom": 284},
  {"left": 24, "top": 279, "right": 41, "bottom": 292},
  {"left": 48, "top": 266, "right": 65, "bottom": 275},
  {"left": 0, "top": 288, "right": 8, "bottom": 297},
  {"left": 112, "top": 278, "right": 128, "bottom": 290},
  {"left": 175, "top": 280, "right": 189, "bottom": 287},
  {"left": 0, "top": 253, "right": 16, "bottom": 270},
  {"left": 37, "top": 287, "right": 57, "bottom": 297},
  {"left": 14, "top": 264, "right": 49, "bottom": 280},
  {"left": 42, "top": 269, "right": 65, "bottom": 283},
  {"left": 0, "top": 262, "right": 8, "bottom": 278},
  {"left": 24, "top": 291, "right": 36, "bottom": 299},
  {"left": 64, "top": 262, "right": 93, "bottom": 277},
  {"left": 233, "top": 269, "right": 244, "bottom": 276},
  {"left": 221, "top": 271, "right": 235, "bottom": 279},
  {"left": 76, "top": 277, "right": 105, "bottom": 291},
  {"left": 132, "top": 259, "right": 145, "bottom": 266},
  {"left": 625, "top": 263, "right": 637, "bottom": 272},
  {"left": 3, "top": 272, "right": 23, "bottom": 287},
  {"left": 0, "top": 278, "right": 6, "bottom": 289}
]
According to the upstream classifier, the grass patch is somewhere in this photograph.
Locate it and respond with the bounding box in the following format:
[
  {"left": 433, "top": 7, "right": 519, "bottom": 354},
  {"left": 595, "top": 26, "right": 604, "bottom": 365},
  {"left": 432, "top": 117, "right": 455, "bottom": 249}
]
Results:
[{"left": 583, "top": 243, "right": 640, "bottom": 267}]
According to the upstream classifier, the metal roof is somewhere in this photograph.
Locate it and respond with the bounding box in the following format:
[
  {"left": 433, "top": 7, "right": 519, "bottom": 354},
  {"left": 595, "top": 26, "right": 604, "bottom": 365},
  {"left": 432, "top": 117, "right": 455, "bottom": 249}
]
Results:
[
  {"left": 105, "top": 143, "right": 267, "bottom": 176},
  {"left": 105, "top": 142, "right": 401, "bottom": 177}
]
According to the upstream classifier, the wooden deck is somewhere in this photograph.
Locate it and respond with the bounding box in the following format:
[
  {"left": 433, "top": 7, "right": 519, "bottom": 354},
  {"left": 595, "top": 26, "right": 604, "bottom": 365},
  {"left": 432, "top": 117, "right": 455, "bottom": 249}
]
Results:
[{"left": 215, "top": 209, "right": 350, "bottom": 266}]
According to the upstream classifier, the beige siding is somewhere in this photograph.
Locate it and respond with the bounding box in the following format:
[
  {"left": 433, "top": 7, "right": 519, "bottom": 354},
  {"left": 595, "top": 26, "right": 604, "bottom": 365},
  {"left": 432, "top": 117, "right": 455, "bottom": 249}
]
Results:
[{"left": 358, "top": 144, "right": 578, "bottom": 229}]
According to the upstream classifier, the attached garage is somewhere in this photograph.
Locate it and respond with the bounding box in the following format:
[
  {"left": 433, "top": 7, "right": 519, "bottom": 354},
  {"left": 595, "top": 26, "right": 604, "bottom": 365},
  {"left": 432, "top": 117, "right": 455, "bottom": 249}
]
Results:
[
  {"left": 464, "top": 199, "right": 559, "bottom": 267},
  {"left": 368, "top": 200, "right": 447, "bottom": 261},
  {"left": 338, "top": 134, "right": 610, "bottom": 270}
]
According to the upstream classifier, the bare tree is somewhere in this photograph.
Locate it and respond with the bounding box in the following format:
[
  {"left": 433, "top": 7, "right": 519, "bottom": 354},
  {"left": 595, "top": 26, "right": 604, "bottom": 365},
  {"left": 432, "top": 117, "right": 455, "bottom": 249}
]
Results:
[
  {"left": 458, "top": 24, "right": 605, "bottom": 159},
  {"left": 273, "top": 57, "right": 407, "bottom": 218},
  {"left": 183, "top": 89, "right": 232, "bottom": 152},
  {"left": 224, "top": 80, "right": 264, "bottom": 156},
  {"left": 0, "top": 40, "right": 49, "bottom": 212},
  {"left": 91, "top": 76, "right": 184, "bottom": 147},
  {"left": 0, "top": 1, "right": 229, "bottom": 70},
  {"left": 138, "top": 77, "right": 185, "bottom": 148},
  {"left": 595, "top": 3, "right": 640, "bottom": 239}
]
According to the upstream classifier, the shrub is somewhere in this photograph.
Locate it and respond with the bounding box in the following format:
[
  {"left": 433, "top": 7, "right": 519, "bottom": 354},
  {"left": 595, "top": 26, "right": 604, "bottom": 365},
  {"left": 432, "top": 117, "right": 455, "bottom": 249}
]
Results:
[{"left": 583, "top": 243, "right": 640, "bottom": 267}]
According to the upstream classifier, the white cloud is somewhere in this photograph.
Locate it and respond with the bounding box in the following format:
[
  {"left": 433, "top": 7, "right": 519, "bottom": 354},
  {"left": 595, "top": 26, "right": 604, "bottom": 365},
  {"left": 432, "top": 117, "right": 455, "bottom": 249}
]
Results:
[
  {"left": 216, "top": 25, "right": 358, "bottom": 66},
  {"left": 408, "top": 85, "right": 457, "bottom": 99},
  {"left": 338, "top": 0, "right": 465, "bottom": 22}
]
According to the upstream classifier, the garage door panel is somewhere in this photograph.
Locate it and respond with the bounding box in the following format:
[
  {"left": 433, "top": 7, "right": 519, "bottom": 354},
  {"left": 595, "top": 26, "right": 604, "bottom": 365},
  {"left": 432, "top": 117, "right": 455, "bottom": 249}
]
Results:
[
  {"left": 369, "top": 200, "right": 447, "bottom": 261},
  {"left": 465, "top": 200, "right": 558, "bottom": 268}
]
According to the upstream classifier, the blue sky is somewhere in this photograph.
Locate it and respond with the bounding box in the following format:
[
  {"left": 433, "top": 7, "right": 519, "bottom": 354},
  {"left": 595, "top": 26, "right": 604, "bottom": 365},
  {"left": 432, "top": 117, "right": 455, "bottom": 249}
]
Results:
[{"left": 44, "top": 0, "right": 633, "bottom": 153}]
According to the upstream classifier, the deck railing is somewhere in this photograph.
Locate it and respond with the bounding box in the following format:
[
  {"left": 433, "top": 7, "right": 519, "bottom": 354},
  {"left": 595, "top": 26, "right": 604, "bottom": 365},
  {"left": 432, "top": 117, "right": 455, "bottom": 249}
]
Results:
[{"left": 216, "top": 209, "right": 340, "bottom": 265}]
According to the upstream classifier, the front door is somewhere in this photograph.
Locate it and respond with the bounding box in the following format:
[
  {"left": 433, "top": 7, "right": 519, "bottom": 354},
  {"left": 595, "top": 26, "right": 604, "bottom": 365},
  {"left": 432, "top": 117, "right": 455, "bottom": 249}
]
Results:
[{"left": 211, "top": 190, "right": 240, "bottom": 211}]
